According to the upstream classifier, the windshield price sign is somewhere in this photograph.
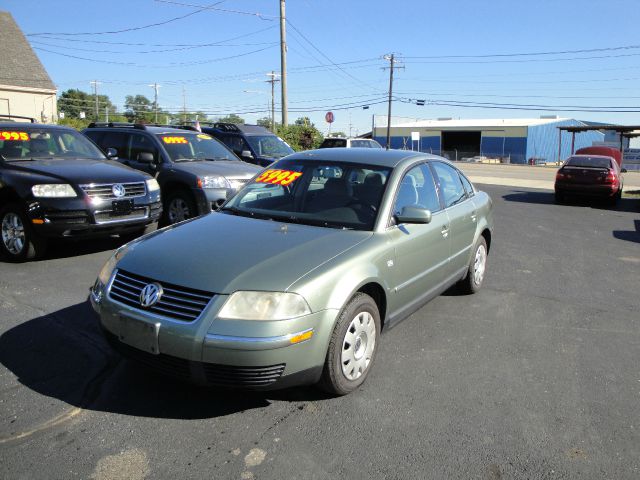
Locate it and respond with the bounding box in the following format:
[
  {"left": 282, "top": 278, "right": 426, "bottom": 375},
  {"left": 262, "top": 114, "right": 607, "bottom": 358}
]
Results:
[
  {"left": 255, "top": 169, "right": 302, "bottom": 186},
  {"left": 162, "top": 136, "right": 189, "bottom": 144},
  {"left": 1, "top": 131, "right": 29, "bottom": 141}
]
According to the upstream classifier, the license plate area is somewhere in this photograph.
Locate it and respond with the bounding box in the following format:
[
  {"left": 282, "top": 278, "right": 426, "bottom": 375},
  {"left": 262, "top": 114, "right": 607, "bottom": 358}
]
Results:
[
  {"left": 118, "top": 315, "right": 160, "bottom": 355},
  {"left": 112, "top": 199, "right": 133, "bottom": 215}
]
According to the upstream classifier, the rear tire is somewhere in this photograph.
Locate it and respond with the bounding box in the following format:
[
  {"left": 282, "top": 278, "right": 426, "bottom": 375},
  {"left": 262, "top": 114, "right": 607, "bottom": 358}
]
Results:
[
  {"left": 0, "top": 202, "right": 47, "bottom": 262},
  {"left": 318, "top": 293, "right": 381, "bottom": 396},
  {"left": 554, "top": 191, "right": 565, "bottom": 204},
  {"left": 458, "top": 236, "right": 488, "bottom": 295}
]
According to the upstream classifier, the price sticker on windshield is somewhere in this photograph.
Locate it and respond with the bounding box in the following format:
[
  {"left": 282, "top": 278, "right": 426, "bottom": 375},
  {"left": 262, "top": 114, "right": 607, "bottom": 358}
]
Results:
[
  {"left": 1, "top": 131, "right": 29, "bottom": 141},
  {"left": 255, "top": 169, "right": 302, "bottom": 186},
  {"left": 162, "top": 136, "right": 189, "bottom": 144}
]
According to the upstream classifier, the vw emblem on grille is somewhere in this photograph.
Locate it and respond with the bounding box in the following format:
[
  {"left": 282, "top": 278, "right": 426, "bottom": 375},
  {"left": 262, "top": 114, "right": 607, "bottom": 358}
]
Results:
[
  {"left": 140, "top": 283, "right": 163, "bottom": 307},
  {"left": 112, "top": 184, "right": 126, "bottom": 198}
]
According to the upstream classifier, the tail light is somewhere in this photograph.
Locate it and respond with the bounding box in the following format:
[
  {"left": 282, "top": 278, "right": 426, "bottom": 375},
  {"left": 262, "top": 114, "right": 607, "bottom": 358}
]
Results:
[
  {"left": 556, "top": 169, "right": 567, "bottom": 181},
  {"left": 603, "top": 169, "right": 617, "bottom": 184}
]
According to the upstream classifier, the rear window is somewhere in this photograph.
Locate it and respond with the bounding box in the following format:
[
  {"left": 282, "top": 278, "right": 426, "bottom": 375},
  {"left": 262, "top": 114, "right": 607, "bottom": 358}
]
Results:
[
  {"left": 320, "top": 138, "right": 347, "bottom": 148},
  {"left": 566, "top": 156, "right": 612, "bottom": 169}
]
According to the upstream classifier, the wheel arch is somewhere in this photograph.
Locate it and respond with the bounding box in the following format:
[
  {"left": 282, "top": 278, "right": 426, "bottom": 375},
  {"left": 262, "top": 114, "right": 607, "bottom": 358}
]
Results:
[{"left": 356, "top": 282, "right": 388, "bottom": 329}]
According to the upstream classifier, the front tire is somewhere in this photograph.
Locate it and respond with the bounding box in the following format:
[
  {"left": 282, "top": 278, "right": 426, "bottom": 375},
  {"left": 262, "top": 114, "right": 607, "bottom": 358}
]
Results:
[
  {"left": 318, "top": 293, "right": 381, "bottom": 395},
  {"left": 164, "top": 190, "right": 197, "bottom": 225},
  {"left": 458, "top": 236, "right": 488, "bottom": 294},
  {"left": 0, "top": 202, "right": 47, "bottom": 262}
]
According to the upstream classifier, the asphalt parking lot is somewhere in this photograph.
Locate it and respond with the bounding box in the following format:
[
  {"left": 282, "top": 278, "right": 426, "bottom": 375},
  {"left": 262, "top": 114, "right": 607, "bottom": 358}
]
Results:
[{"left": 1, "top": 184, "right": 639, "bottom": 480}]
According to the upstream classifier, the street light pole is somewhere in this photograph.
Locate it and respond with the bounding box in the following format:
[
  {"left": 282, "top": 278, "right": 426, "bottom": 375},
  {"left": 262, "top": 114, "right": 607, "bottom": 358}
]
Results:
[
  {"left": 149, "top": 83, "right": 160, "bottom": 123},
  {"left": 266, "top": 71, "right": 280, "bottom": 131},
  {"left": 90, "top": 80, "right": 100, "bottom": 121}
]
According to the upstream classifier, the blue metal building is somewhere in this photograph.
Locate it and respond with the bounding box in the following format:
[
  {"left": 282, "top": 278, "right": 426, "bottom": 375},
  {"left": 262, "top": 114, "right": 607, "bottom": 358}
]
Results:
[{"left": 373, "top": 117, "right": 604, "bottom": 164}]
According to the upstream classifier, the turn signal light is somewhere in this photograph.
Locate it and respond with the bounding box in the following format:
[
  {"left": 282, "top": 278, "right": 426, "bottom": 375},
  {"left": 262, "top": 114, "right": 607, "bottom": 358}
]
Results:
[{"left": 290, "top": 330, "right": 313, "bottom": 344}]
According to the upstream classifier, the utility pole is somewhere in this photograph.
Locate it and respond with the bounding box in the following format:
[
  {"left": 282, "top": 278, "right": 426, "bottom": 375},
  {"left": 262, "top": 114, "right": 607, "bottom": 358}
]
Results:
[
  {"left": 279, "top": 0, "right": 288, "bottom": 126},
  {"left": 266, "top": 71, "right": 280, "bottom": 131},
  {"left": 149, "top": 83, "right": 160, "bottom": 123},
  {"left": 182, "top": 85, "right": 187, "bottom": 124},
  {"left": 383, "top": 54, "right": 402, "bottom": 150},
  {"left": 90, "top": 80, "right": 100, "bottom": 121}
]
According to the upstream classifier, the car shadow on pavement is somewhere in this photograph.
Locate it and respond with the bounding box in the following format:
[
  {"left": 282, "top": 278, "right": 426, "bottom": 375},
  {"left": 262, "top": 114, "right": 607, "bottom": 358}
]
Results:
[
  {"left": 0, "top": 301, "right": 329, "bottom": 421},
  {"left": 613, "top": 219, "right": 640, "bottom": 244},
  {"left": 502, "top": 190, "right": 639, "bottom": 212},
  {"left": 38, "top": 236, "right": 128, "bottom": 261}
]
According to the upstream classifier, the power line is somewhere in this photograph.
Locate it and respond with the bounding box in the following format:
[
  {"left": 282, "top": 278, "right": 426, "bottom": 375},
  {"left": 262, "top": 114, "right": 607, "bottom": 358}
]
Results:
[
  {"left": 27, "top": 1, "right": 226, "bottom": 36},
  {"left": 403, "top": 44, "right": 640, "bottom": 59},
  {"left": 402, "top": 52, "right": 640, "bottom": 65},
  {"left": 154, "top": 0, "right": 277, "bottom": 20}
]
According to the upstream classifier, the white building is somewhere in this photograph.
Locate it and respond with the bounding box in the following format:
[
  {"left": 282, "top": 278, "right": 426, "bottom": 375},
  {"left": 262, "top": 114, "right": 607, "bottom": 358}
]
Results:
[{"left": 0, "top": 11, "right": 57, "bottom": 123}]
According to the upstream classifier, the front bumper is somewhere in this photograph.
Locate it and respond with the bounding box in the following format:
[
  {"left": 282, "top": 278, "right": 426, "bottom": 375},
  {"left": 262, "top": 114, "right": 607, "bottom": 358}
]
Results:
[
  {"left": 193, "top": 187, "right": 241, "bottom": 215},
  {"left": 27, "top": 193, "right": 162, "bottom": 238},
  {"left": 90, "top": 285, "right": 337, "bottom": 389}
]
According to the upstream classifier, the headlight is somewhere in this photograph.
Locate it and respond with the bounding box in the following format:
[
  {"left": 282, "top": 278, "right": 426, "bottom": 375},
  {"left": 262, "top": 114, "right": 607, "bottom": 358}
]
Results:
[
  {"left": 32, "top": 184, "right": 76, "bottom": 198},
  {"left": 218, "top": 291, "right": 311, "bottom": 320},
  {"left": 198, "top": 176, "right": 231, "bottom": 189},
  {"left": 97, "top": 245, "right": 130, "bottom": 285},
  {"left": 146, "top": 178, "right": 160, "bottom": 192}
]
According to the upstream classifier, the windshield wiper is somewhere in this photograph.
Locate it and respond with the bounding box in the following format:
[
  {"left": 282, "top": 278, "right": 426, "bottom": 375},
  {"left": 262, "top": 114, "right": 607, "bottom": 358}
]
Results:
[
  {"left": 220, "top": 206, "right": 274, "bottom": 221},
  {"left": 201, "top": 157, "right": 234, "bottom": 161},
  {"left": 270, "top": 214, "right": 352, "bottom": 230},
  {"left": 173, "top": 158, "right": 197, "bottom": 162}
]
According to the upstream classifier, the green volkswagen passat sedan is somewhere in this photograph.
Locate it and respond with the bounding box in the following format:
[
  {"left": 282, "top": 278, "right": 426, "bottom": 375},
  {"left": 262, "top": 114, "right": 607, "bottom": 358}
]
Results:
[{"left": 90, "top": 148, "right": 493, "bottom": 394}]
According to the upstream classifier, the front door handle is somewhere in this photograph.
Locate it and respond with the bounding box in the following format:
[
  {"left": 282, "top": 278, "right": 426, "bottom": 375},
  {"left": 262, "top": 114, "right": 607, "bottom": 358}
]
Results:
[
  {"left": 441, "top": 226, "right": 450, "bottom": 238},
  {"left": 470, "top": 211, "right": 477, "bottom": 222}
]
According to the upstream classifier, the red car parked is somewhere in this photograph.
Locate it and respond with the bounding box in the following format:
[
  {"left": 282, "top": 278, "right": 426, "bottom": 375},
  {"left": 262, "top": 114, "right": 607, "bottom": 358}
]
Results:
[{"left": 555, "top": 154, "right": 626, "bottom": 204}]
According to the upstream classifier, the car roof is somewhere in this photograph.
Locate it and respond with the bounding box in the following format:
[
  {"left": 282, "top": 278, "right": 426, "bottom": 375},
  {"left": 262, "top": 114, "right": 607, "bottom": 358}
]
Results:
[
  {"left": 85, "top": 125, "right": 201, "bottom": 135},
  {"left": 201, "top": 124, "right": 272, "bottom": 136},
  {"left": 285, "top": 148, "right": 444, "bottom": 168}
]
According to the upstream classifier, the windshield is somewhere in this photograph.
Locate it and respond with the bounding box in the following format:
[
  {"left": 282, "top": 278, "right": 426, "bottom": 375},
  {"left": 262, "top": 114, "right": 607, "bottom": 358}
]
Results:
[
  {"left": 0, "top": 128, "right": 105, "bottom": 161},
  {"left": 566, "top": 156, "right": 612, "bottom": 169},
  {"left": 245, "top": 135, "right": 294, "bottom": 159},
  {"left": 320, "top": 138, "right": 347, "bottom": 148},
  {"left": 222, "top": 159, "right": 391, "bottom": 231},
  {"left": 158, "top": 132, "right": 238, "bottom": 162}
]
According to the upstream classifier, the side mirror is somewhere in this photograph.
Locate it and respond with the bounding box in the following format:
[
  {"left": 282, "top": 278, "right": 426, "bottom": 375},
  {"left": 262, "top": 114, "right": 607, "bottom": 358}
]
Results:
[
  {"left": 137, "top": 152, "right": 155, "bottom": 164},
  {"left": 106, "top": 147, "right": 118, "bottom": 159},
  {"left": 621, "top": 168, "right": 627, "bottom": 173},
  {"left": 395, "top": 206, "right": 432, "bottom": 225},
  {"left": 241, "top": 150, "right": 254, "bottom": 159}
]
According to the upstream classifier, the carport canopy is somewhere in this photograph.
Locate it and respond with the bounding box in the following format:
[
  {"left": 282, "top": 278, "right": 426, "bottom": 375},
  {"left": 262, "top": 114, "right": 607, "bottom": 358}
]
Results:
[{"left": 557, "top": 125, "right": 640, "bottom": 160}]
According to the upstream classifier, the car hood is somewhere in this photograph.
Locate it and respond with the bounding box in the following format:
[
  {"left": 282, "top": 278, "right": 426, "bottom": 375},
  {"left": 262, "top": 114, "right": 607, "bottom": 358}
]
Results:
[
  {"left": 117, "top": 212, "right": 371, "bottom": 294},
  {"left": 8, "top": 158, "right": 147, "bottom": 184},
  {"left": 169, "top": 160, "right": 261, "bottom": 179}
]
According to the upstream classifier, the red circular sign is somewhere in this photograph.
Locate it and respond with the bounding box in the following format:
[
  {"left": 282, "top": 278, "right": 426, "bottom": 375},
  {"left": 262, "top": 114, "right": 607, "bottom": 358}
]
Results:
[{"left": 325, "top": 111, "right": 334, "bottom": 123}]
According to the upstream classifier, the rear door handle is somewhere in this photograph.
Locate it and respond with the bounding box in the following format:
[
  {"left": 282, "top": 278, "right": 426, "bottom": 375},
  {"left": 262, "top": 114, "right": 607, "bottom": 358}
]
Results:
[{"left": 441, "top": 226, "right": 450, "bottom": 238}]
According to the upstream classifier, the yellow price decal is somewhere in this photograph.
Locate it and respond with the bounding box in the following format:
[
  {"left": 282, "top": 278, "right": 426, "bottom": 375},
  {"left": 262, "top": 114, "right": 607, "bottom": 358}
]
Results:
[
  {"left": 197, "top": 134, "right": 211, "bottom": 140},
  {"left": 255, "top": 169, "right": 302, "bottom": 186},
  {"left": 162, "top": 136, "right": 189, "bottom": 144},
  {"left": 1, "top": 131, "right": 29, "bottom": 141}
]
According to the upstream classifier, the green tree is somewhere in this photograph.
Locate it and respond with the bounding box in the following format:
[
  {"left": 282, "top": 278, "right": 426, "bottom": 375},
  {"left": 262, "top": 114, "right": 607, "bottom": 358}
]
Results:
[
  {"left": 294, "top": 117, "right": 314, "bottom": 127},
  {"left": 58, "top": 89, "right": 116, "bottom": 122},
  {"left": 124, "top": 94, "right": 157, "bottom": 123},
  {"left": 256, "top": 117, "right": 273, "bottom": 130},
  {"left": 275, "top": 122, "right": 323, "bottom": 151},
  {"left": 217, "top": 114, "right": 245, "bottom": 124}
]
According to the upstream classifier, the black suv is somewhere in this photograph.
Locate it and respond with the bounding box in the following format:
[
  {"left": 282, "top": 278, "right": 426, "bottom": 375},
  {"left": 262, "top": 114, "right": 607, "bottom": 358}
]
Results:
[
  {"left": 0, "top": 118, "right": 161, "bottom": 261},
  {"left": 83, "top": 123, "right": 262, "bottom": 224},
  {"left": 200, "top": 123, "right": 294, "bottom": 167}
]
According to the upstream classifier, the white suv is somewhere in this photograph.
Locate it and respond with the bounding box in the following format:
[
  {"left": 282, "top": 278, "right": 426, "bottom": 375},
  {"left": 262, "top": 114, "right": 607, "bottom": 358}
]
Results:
[{"left": 319, "top": 137, "right": 382, "bottom": 149}]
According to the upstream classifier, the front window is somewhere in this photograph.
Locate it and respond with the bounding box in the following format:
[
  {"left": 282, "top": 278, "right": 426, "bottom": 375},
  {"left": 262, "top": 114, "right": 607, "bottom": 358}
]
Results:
[
  {"left": 157, "top": 133, "right": 237, "bottom": 162},
  {"left": 223, "top": 159, "right": 391, "bottom": 231},
  {"left": 245, "top": 135, "right": 294, "bottom": 159},
  {"left": 0, "top": 128, "right": 105, "bottom": 160}
]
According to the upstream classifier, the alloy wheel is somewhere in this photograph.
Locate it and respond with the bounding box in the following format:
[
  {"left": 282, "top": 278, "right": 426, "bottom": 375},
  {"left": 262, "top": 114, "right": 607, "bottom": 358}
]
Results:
[
  {"left": 1, "top": 212, "right": 26, "bottom": 255},
  {"left": 168, "top": 198, "right": 191, "bottom": 223},
  {"left": 473, "top": 244, "right": 487, "bottom": 286}
]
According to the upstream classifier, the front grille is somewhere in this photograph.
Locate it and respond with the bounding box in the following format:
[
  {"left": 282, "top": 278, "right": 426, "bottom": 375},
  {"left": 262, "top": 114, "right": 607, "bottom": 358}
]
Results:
[
  {"left": 103, "top": 330, "right": 285, "bottom": 387},
  {"left": 45, "top": 210, "right": 89, "bottom": 225},
  {"left": 202, "top": 363, "right": 286, "bottom": 387},
  {"left": 94, "top": 207, "right": 148, "bottom": 224},
  {"left": 109, "top": 269, "right": 214, "bottom": 322},
  {"left": 229, "top": 178, "right": 249, "bottom": 190},
  {"left": 80, "top": 182, "right": 147, "bottom": 200}
]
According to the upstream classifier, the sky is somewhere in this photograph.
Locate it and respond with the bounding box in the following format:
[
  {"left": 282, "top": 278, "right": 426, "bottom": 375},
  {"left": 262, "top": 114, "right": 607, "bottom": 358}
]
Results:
[{"left": 2, "top": 0, "right": 640, "bottom": 135}]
